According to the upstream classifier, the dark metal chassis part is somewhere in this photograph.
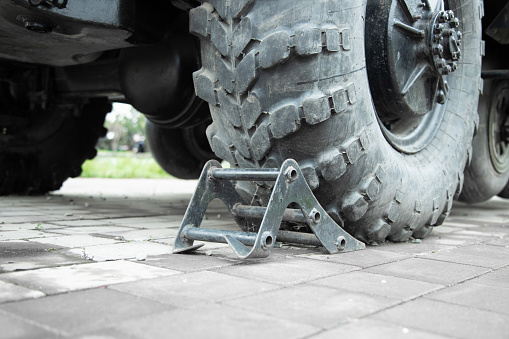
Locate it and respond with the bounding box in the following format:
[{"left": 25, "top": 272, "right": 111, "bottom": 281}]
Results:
[{"left": 174, "top": 159, "right": 365, "bottom": 259}]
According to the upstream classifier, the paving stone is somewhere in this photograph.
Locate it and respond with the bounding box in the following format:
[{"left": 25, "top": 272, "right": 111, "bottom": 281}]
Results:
[
  {"left": 0, "top": 309, "right": 62, "bottom": 338},
  {"left": 0, "top": 260, "right": 179, "bottom": 294},
  {"left": 372, "top": 298, "right": 509, "bottom": 339},
  {"left": 365, "top": 258, "right": 490, "bottom": 285},
  {"left": 153, "top": 237, "right": 231, "bottom": 251},
  {"left": 63, "top": 241, "right": 174, "bottom": 261},
  {"left": 484, "top": 237, "right": 509, "bottom": 247},
  {"left": 0, "top": 288, "right": 173, "bottom": 336},
  {"left": 0, "top": 223, "right": 64, "bottom": 231},
  {"left": 299, "top": 248, "right": 412, "bottom": 268},
  {"left": 98, "top": 216, "right": 181, "bottom": 228},
  {"left": 312, "top": 271, "right": 443, "bottom": 300},
  {"left": 0, "top": 210, "right": 46, "bottom": 216},
  {"left": 47, "top": 225, "right": 136, "bottom": 235},
  {"left": 454, "top": 229, "right": 508, "bottom": 239},
  {"left": 141, "top": 252, "right": 241, "bottom": 272},
  {"left": 100, "top": 228, "right": 180, "bottom": 241},
  {"left": 215, "top": 257, "right": 360, "bottom": 285},
  {"left": 417, "top": 243, "right": 509, "bottom": 268},
  {"left": 432, "top": 225, "right": 465, "bottom": 234},
  {"left": 0, "top": 280, "right": 45, "bottom": 304},
  {"left": 442, "top": 221, "right": 482, "bottom": 228},
  {"left": 74, "top": 327, "right": 140, "bottom": 339},
  {"left": 226, "top": 284, "right": 397, "bottom": 329},
  {"left": 28, "top": 234, "right": 122, "bottom": 248},
  {"left": 312, "top": 318, "right": 450, "bottom": 339},
  {"left": 0, "top": 240, "right": 87, "bottom": 273},
  {"left": 425, "top": 281, "right": 509, "bottom": 315},
  {"left": 472, "top": 266, "right": 509, "bottom": 288},
  {"left": 48, "top": 219, "right": 119, "bottom": 226},
  {"left": 374, "top": 236, "right": 456, "bottom": 255},
  {"left": 110, "top": 271, "right": 279, "bottom": 308},
  {"left": 207, "top": 244, "right": 320, "bottom": 261},
  {"left": 0, "top": 229, "right": 53, "bottom": 241},
  {"left": 112, "top": 304, "right": 319, "bottom": 339}
]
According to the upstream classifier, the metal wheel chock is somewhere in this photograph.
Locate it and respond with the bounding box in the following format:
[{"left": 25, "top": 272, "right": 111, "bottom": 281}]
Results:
[{"left": 173, "top": 159, "right": 365, "bottom": 259}]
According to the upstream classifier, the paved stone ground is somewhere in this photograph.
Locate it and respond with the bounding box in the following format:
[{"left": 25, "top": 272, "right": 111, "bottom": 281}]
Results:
[{"left": 1, "top": 178, "right": 509, "bottom": 339}]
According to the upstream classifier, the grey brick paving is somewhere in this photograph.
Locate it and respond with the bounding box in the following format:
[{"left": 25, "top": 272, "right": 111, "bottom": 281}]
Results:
[
  {"left": 0, "top": 260, "right": 178, "bottom": 294},
  {"left": 425, "top": 281, "right": 509, "bottom": 315},
  {"left": 471, "top": 265, "right": 509, "bottom": 288},
  {"left": 365, "top": 257, "right": 491, "bottom": 285},
  {"left": 371, "top": 298, "right": 509, "bottom": 339},
  {"left": 110, "top": 304, "right": 320, "bottom": 339},
  {"left": 0, "top": 288, "right": 174, "bottom": 336},
  {"left": 215, "top": 257, "right": 360, "bottom": 285},
  {"left": 298, "top": 248, "right": 412, "bottom": 268},
  {"left": 0, "top": 178, "right": 508, "bottom": 338},
  {"left": 416, "top": 243, "right": 509, "bottom": 268},
  {"left": 311, "top": 271, "right": 443, "bottom": 300},
  {"left": 110, "top": 270, "right": 280, "bottom": 308},
  {"left": 0, "top": 280, "right": 45, "bottom": 303},
  {"left": 225, "top": 284, "right": 398, "bottom": 329},
  {"left": 311, "top": 318, "right": 451, "bottom": 339},
  {"left": 0, "top": 310, "right": 62, "bottom": 339}
]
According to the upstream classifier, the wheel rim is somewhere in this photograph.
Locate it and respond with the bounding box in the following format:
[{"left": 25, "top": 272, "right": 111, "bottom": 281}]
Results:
[
  {"left": 366, "top": 0, "right": 463, "bottom": 154},
  {"left": 489, "top": 83, "right": 509, "bottom": 173}
]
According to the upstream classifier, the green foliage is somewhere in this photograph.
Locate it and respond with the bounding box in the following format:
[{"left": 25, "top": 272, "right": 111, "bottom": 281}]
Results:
[
  {"left": 98, "top": 104, "right": 146, "bottom": 151},
  {"left": 81, "top": 151, "right": 171, "bottom": 179}
]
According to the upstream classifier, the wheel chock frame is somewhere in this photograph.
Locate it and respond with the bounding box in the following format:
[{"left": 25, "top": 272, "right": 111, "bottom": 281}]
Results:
[{"left": 173, "top": 159, "right": 365, "bottom": 259}]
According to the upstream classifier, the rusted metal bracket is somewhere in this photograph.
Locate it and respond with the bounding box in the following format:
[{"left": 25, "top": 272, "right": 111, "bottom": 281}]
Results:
[{"left": 173, "top": 159, "right": 365, "bottom": 259}]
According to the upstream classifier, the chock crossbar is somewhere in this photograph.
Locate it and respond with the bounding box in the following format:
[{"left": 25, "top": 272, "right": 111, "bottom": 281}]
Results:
[{"left": 173, "top": 159, "right": 365, "bottom": 259}]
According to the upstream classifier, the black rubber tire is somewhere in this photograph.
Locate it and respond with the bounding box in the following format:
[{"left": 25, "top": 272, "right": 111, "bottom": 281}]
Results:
[
  {"left": 460, "top": 81, "right": 509, "bottom": 203},
  {"left": 146, "top": 119, "right": 218, "bottom": 179},
  {"left": 190, "top": 0, "right": 482, "bottom": 243},
  {"left": 498, "top": 181, "right": 509, "bottom": 198},
  {"left": 0, "top": 98, "right": 110, "bottom": 195}
]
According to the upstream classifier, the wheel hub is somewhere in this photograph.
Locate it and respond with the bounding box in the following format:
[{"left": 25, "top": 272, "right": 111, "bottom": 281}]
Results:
[
  {"left": 366, "top": 0, "right": 463, "bottom": 153},
  {"left": 429, "top": 10, "right": 462, "bottom": 103}
]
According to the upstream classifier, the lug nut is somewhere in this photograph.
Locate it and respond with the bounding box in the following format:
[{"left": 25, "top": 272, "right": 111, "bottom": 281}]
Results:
[
  {"left": 434, "top": 24, "right": 444, "bottom": 34},
  {"left": 442, "top": 65, "right": 452, "bottom": 75},
  {"left": 433, "top": 45, "right": 444, "bottom": 55},
  {"left": 451, "top": 62, "right": 458, "bottom": 71}
]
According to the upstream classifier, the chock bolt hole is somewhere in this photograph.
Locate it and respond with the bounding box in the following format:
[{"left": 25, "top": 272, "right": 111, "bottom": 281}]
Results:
[
  {"left": 263, "top": 234, "right": 273, "bottom": 248},
  {"left": 337, "top": 236, "right": 346, "bottom": 250},
  {"left": 286, "top": 167, "right": 298, "bottom": 182},
  {"left": 313, "top": 211, "right": 321, "bottom": 223}
]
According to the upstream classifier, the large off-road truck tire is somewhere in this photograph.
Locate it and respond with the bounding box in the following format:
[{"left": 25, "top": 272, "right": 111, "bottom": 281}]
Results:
[
  {"left": 190, "top": 0, "right": 482, "bottom": 243},
  {"left": 0, "top": 98, "right": 110, "bottom": 195},
  {"left": 460, "top": 80, "right": 509, "bottom": 203}
]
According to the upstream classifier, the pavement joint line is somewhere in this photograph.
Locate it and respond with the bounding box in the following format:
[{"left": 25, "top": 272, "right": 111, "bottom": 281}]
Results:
[
  {"left": 0, "top": 307, "right": 63, "bottom": 336},
  {"left": 412, "top": 254, "right": 507, "bottom": 271},
  {"left": 421, "top": 282, "right": 509, "bottom": 316}
]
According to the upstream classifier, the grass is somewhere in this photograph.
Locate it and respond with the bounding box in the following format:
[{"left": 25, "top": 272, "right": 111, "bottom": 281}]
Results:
[{"left": 81, "top": 150, "right": 172, "bottom": 179}]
